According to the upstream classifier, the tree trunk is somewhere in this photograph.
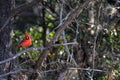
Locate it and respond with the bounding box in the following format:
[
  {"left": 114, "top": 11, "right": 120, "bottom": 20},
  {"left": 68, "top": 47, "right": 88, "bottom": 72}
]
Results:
[{"left": 0, "top": 0, "right": 14, "bottom": 79}]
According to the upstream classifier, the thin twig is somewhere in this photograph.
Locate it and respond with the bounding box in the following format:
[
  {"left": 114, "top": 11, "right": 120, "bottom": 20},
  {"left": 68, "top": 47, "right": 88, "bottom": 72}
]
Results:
[
  {"left": 0, "top": 69, "right": 34, "bottom": 78},
  {"left": 59, "top": 2, "right": 77, "bottom": 66},
  {"left": 41, "top": 68, "right": 62, "bottom": 73},
  {"left": 53, "top": 42, "right": 78, "bottom": 47},
  {"left": 62, "top": 31, "right": 77, "bottom": 66},
  {"left": 92, "top": 25, "right": 101, "bottom": 78},
  {"left": 74, "top": 18, "right": 79, "bottom": 40},
  {"left": 69, "top": 67, "right": 107, "bottom": 73},
  {"left": 0, "top": 16, "right": 13, "bottom": 33}
]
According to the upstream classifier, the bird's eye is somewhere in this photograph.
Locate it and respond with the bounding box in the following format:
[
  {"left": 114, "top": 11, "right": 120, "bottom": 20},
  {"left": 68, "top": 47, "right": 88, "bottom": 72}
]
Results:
[{"left": 26, "top": 36, "right": 29, "bottom": 40}]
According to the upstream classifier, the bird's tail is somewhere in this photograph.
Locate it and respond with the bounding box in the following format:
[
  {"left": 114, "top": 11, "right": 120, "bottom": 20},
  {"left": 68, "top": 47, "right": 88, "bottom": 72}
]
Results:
[{"left": 15, "top": 44, "right": 21, "bottom": 48}]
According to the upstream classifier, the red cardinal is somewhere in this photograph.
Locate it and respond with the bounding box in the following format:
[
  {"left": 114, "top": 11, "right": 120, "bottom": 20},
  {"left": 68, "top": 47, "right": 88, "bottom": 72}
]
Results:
[{"left": 15, "top": 32, "right": 32, "bottom": 48}]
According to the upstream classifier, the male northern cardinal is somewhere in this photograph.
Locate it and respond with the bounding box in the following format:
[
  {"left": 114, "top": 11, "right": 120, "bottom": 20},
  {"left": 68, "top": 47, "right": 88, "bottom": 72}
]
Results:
[{"left": 15, "top": 32, "right": 32, "bottom": 48}]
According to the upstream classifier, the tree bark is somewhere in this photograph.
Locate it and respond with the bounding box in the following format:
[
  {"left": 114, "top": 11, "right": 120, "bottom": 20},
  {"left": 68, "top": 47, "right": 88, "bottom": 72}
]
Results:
[{"left": 0, "top": 0, "right": 14, "bottom": 79}]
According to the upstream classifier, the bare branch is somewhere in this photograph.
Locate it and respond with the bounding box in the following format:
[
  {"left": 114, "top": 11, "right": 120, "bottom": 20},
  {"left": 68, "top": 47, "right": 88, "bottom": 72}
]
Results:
[
  {"left": 0, "top": 69, "right": 34, "bottom": 78},
  {"left": 59, "top": 2, "right": 77, "bottom": 66},
  {"left": 52, "top": 0, "right": 91, "bottom": 43},
  {"left": 0, "top": 46, "right": 44, "bottom": 65},
  {"left": 0, "top": 42, "right": 77, "bottom": 65},
  {"left": 34, "top": 0, "right": 91, "bottom": 71},
  {"left": 0, "top": 17, "right": 13, "bottom": 33},
  {"left": 0, "top": 0, "right": 42, "bottom": 33},
  {"left": 68, "top": 67, "right": 107, "bottom": 73},
  {"left": 13, "top": 0, "right": 42, "bottom": 15},
  {"left": 92, "top": 24, "right": 101, "bottom": 77}
]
